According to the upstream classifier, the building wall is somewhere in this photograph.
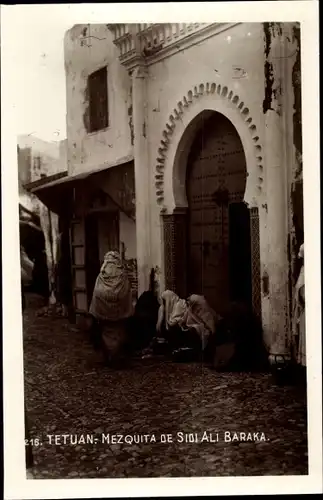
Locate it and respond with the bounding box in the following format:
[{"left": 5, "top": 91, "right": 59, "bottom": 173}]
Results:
[
  {"left": 64, "top": 23, "right": 302, "bottom": 356},
  {"left": 17, "top": 136, "right": 68, "bottom": 303},
  {"left": 18, "top": 136, "right": 67, "bottom": 212},
  {"left": 68, "top": 164, "right": 138, "bottom": 312},
  {"left": 146, "top": 23, "right": 266, "bottom": 272},
  {"left": 120, "top": 212, "right": 136, "bottom": 260},
  {"left": 64, "top": 24, "right": 133, "bottom": 177},
  {"left": 17, "top": 135, "right": 64, "bottom": 182},
  {"left": 141, "top": 22, "right": 298, "bottom": 354}
]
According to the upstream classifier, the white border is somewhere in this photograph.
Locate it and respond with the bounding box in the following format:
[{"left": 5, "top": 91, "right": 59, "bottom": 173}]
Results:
[{"left": 1, "top": 2, "right": 322, "bottom": 497}]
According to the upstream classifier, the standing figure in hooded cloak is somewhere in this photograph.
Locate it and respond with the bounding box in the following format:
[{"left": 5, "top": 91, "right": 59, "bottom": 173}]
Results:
[{"left": 89, "top": 251, "right": 133, "bottom": 366}]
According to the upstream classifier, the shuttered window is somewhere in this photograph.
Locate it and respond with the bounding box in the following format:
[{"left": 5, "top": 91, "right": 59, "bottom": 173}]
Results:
[{"left": 88, "top": 66, "right": 109, "bottom": 133}]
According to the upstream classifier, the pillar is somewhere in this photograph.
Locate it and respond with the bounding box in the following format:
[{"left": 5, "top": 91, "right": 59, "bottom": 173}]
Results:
[
  {"left": 162, "top": 208, "right": 188, "bottom": 298},
  {"left": 263, "top": 23, "right": 291, "bottom": 359},
  {"left": 131, "top": 64, "right": 151, "bottom": 295},
  {"left": 250, "top": 207, "right": 262, "bottom": 319}
]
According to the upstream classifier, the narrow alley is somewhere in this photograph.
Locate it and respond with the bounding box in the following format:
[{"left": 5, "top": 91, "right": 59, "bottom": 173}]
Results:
[{"left": 24, "top": 295, "right": 308, "bottom": 479}]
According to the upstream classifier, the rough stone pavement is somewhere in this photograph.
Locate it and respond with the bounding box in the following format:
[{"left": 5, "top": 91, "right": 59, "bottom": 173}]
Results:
[{"left": 23, "top": 294, "right": 308, "bottom": 479}]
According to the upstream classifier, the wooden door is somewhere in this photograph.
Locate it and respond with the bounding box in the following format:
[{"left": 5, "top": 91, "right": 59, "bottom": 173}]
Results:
[
  {"left": 186, "top": 112, "right": 247, "bottom": 314},
  {"left": 85, "top": 214, "right": 100, "bottom": 308},
  {"left": 58, "top": 217, "right": 73, "bottom": 307},
  {"left": 69, "top": 218, "right": 88, "bottom": 313},
  {"left": 96, "top": 211, "right": 120, "bottom": 263}
]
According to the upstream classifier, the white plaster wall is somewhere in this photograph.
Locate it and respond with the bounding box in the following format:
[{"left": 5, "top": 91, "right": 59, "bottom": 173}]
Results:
[
  {"left": 142, "top": 23, "right": 276, "bottom": 343},
  {"left": 63, "top": 22, "right": 294, "bottom": 347},
  {"left": 120, "top": 212, "right": 136, "bottom": 260},
  {"left": 64, "top": 24, "right": 133, "bottom": 176},
  {"left": 146, "top": 24, "right": 267, "bottom": 274}
]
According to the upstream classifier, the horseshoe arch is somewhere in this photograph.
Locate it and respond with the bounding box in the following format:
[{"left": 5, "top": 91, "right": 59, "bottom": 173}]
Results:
[
  {"left": 154, "top": 82, "right": 264, "bottom": 213},
  {"left": 156, "top": 82, "right": 264, "bottom": 320}
]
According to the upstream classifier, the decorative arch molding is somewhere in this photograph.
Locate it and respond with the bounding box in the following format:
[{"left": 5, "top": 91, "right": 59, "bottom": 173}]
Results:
[{"left": 154, "top": 82, "right": 264, "bottom": 211}]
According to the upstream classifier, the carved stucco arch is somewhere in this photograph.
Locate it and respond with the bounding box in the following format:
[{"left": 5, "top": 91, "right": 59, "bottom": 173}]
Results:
[{"left": 155, "top": 82, "right": 264, "bottom": 213}]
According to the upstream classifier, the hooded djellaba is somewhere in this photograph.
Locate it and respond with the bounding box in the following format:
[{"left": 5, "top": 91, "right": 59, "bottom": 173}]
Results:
[
  {"left": 155, "top": 290, "right": 217, "bottom": 360},
  {"left": 89, "top": 251, "right": 134, "bottom": 366}
]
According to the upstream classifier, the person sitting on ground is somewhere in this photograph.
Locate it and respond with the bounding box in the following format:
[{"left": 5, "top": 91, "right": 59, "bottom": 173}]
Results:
[
  {"left": 89, "top": 251, "right": 134, "bottom": 366},
  {"left": 156, "top": 290, "right": 188, "bottom": 351},
  {"left": 185, "top": 294, "right": 218, "bottom": 354},
  {"left": 156, "top": 290, "right": 217, "bottom": 360}
]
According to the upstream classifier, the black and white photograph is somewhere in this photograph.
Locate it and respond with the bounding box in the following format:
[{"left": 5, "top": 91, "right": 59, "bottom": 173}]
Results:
[{"left": 2, "top": 2, "right": 322, "bottom": 498}]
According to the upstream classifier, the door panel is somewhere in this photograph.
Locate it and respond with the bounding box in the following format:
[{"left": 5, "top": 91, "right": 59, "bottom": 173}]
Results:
[
  {"left": 74, "top": 269, "right": 86, "bottom": 288},
  {"left": 97, "top": 211, "right": 120, "bottom": 264},
  {"left": 58, "top": 217, "right": 73, "bottom": 308},
  {"left": 186, "top": 113, "right": 248, "bottom": 314},
  {"left": 85, "top": 214, "right": 100, "bottom": 308},
  {"left": 75, "top": 291, "right": 88, "bottom": 311},
  {"left": 85, "top": 211, "right": 120, "bottom": 307},
  {"left": 71, "top": 222, "right": 84, "bottom": 245},
  {"left": 73, "top": 247, "right": 85, "bottom": 266},
  {"left": 69, "top": 218, "right": 87, "bottom": 313}
]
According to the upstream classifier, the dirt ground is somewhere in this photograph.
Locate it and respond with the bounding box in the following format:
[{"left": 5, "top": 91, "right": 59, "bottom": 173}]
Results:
[{"left": 23, "top": 294, "right": 308, "bottom": 479}]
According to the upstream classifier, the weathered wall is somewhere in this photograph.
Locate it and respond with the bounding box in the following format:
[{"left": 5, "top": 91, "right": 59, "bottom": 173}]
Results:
[
  {"left": 257, "top": 22, "right": 300, "bottom": 355},
  {"left": 141, "top": 22, "right": 299, "bottom": 354},
  {"left": 64, "top": 24, "right": 133, "bottom": 176},
  {"left": 18, "top": 136, "right": 67, "bottom": 213},
  {"left": 120, "top": 212, "right": 136, "bottom": 260},
  {"left": 145, "top": 23, "right": 267, "bottom": 291},
  {"left": 17, "top": 135, "right": 65, "bottom": 183},
  {"left": 290, "top": 24, "right": 303, "bottom": 283},
  {"left": 64, "top": 22, "right": 301, "bottom": 350}
]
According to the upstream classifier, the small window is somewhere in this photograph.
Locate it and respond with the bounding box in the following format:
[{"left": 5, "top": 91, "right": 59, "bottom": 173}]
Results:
[{"left": 88, "top": 66, "right": 109, "bottom": 133}]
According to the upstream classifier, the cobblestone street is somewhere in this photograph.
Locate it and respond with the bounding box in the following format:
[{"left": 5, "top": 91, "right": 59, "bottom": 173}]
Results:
[{"left": 23, "top": 295, "right": 308, "bottom": 479}]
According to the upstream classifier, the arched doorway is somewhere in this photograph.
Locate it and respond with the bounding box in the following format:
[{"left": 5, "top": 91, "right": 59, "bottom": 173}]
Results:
[{"left": 186, "top": 112, "right": 252, "bottom": 315}]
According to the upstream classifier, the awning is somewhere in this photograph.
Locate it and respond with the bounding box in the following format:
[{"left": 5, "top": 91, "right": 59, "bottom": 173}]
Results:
[
  {"left": 24, "top": 171, "right": 68, "bottom": 192},
  {"left": 26, "top": 154, "right": 134, "bottom": 215},
  {"left": 30, "top": 155, "right": 134, "bottom": 194}
]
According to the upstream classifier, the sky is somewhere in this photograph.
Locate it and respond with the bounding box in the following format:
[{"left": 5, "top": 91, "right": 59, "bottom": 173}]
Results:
[
  {"left": 11, "top": 8, "right": 74, "bottom": 143},
  {"left": 4, "top": 3, "right": 315, "bottom": 146}
]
